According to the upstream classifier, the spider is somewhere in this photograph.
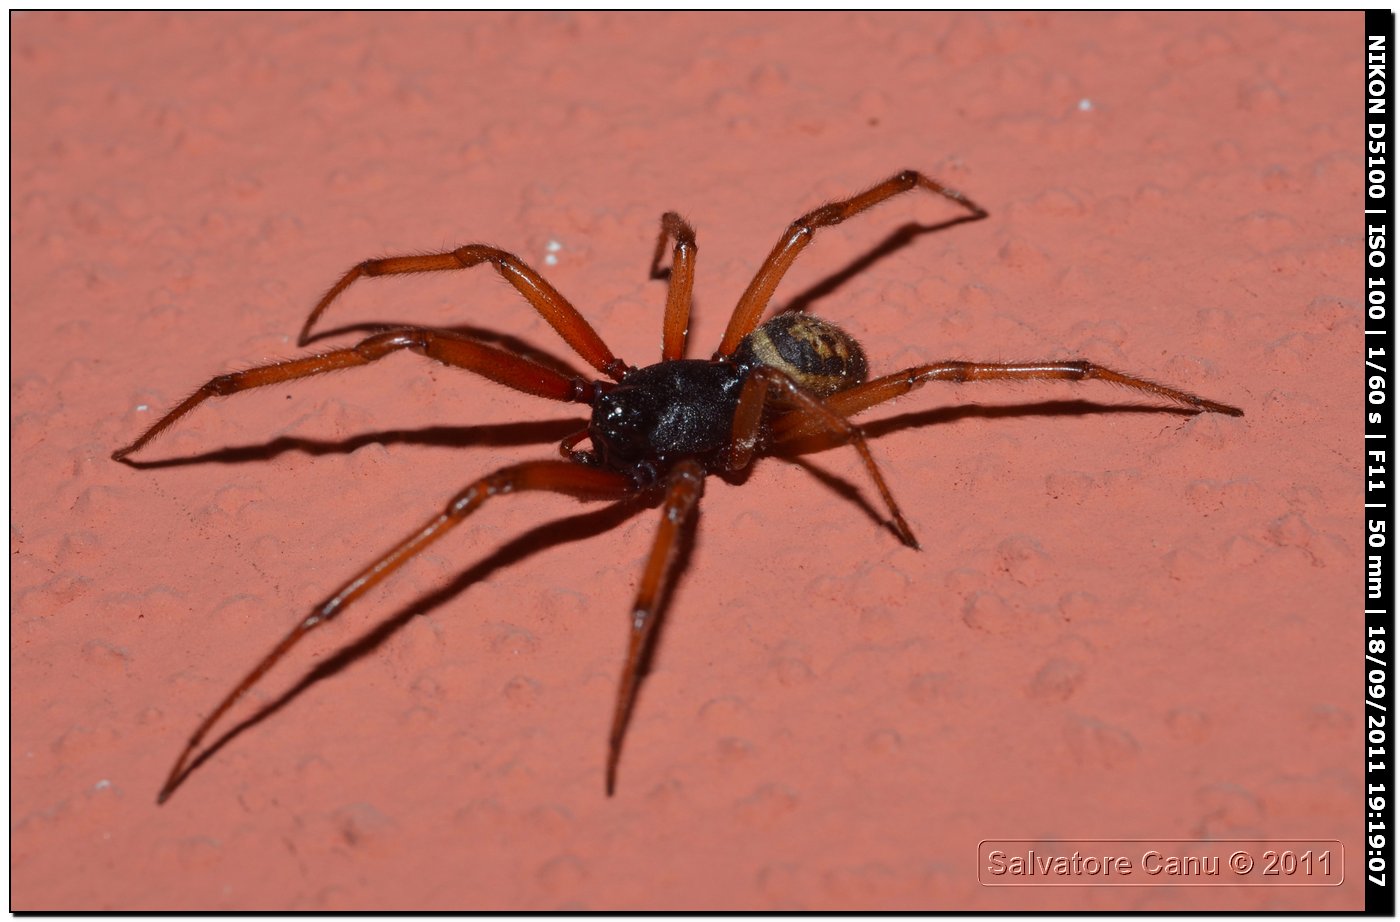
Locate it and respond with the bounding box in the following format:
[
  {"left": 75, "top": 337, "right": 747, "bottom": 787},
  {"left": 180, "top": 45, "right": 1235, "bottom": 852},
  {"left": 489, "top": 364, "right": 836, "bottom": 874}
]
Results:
[{"left": 114, "top": 170, "right": 1244, "bottom": 803}]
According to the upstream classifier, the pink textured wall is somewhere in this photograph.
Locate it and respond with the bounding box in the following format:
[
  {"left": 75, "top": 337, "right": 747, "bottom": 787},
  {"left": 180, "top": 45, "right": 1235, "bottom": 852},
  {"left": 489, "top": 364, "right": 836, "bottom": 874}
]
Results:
[{"left": 12, "top": 12, "right": 1362, "bottom": 910}]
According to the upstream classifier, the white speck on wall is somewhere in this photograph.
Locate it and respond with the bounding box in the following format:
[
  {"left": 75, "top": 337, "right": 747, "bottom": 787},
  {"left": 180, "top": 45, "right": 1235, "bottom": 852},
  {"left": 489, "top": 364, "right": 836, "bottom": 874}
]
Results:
[
  {"left": 95, "top": 779, "right": 111, "bottom": 789},
  {"left": 1078, "top": 98, "right": 1094, "bottom": 112},
  {"left": 545, "top": 239, "right": 562, "bottom": 266},
  {"left": 136, "top": 405, "right": 149, "bottom": 412}
]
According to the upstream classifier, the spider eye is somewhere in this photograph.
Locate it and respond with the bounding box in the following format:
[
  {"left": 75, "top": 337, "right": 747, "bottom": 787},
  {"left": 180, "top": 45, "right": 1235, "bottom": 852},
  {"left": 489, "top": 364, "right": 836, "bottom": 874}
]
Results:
[{"left": 601, "top": 391, "right": 645, "bottom": 432}]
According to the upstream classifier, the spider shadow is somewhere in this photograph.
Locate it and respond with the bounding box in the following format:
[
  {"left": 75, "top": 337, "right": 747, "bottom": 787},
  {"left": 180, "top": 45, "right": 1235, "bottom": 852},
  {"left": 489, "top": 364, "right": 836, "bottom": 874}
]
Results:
[
  {"left": 157, "top": 400, "right": 1192, "bottom": 799},
  {"left": 777, "top": 399, "right": 1205, "bottom": 540},
  {"left": 164, "top": 496, "right": 657, "bottom": 801},
  {"left": 780, "top": 213, "right": 987, "bottom": 318},
  {"left": 117, "top": 418, "right": 588, "bottom": 469}
]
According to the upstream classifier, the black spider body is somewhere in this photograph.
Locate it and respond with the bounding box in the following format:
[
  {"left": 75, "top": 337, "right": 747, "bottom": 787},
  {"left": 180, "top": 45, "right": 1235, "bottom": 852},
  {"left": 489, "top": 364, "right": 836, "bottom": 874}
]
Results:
[
  {"left": 589, "top": 360, "right": 746, "bottom": 481},
  {"left": 587, "top": 313, "right": 870, "bottom": 484}
]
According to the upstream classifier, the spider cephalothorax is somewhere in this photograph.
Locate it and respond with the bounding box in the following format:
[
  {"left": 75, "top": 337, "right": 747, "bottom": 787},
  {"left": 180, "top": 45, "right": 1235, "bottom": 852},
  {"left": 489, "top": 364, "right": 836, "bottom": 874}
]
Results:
[
  {"left": 588, "top": 313, "right": 868, "bottom": 482},
  {"left": 113, "top": 170, "right": 1243, "bottom": 803}
]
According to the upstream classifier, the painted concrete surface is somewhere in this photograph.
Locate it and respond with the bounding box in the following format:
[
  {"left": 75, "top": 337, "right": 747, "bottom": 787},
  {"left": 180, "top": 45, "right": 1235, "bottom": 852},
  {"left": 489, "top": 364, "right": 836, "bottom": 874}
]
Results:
[{"left": 12, "top": 11, "right": 1361, "bottom": 910}]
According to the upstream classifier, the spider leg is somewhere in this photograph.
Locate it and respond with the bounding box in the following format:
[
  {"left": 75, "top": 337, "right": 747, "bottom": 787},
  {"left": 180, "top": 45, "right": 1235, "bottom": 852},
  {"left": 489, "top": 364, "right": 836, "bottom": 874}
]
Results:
[
  {"left": 606, "top": 459, "right": 705, "bottom": 796},
  {"left": 298, "top": 245, "right": 630, "bottom": 381},
  {"left": 557, "top": 427, "right": 596, "bottom": 464},
  {"left": 727, "top": 366, "right": 919, "bottom": 549},
  {"left": 772, "top": 360, "right": 1243, "bottom": 444},
  {"left": 648, "top": 212, "right": 698, "bottom": 362},
  {"left": 715, "top": 170, "right": 987, "bottom": 356},
  {"left": 157, "top": 459, "right": 634, "bottom": 804},
  {"left": 113, "top": 327, "right": 593, "bottom": 461}
]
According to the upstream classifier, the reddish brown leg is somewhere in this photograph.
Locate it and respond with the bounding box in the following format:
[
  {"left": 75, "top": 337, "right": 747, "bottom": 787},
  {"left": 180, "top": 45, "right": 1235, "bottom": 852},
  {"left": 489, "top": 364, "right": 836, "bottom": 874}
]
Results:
[
  {"left": 726, "top": 366, "right": 918, "bottom": 549},
  {"left": 773, "top": 360, "right": 1244, "bottom": 444},
  {"left": 113, "top": 328, "right": 592, "bottom": 461},
  {"left": 298, "top": 245, "right": 630, "bottom": 381},
  {"left": 648, "top": 213, "right": 698, "bottom": 362},
  {"left": 606, "top": 459, "right": 705, "bottom": 795},
  {"left": 157, "top": 460, "right": 634, "bottom": 804},
  {"left": 716, "top": 171, "right": 987, "bottom": 356},
  {"left": 558, "top": 427, "right": 593, "bottom": 464}
]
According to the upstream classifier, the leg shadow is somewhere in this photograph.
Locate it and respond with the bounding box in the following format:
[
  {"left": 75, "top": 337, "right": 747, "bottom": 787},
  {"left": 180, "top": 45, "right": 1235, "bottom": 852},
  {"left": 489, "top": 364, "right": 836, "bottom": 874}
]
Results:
[
  {"left": 118, "top": 418, "right": 588, "bottom": 469},
  {"left": 161, "top": 495, "right": 651, "bottom": 800}
]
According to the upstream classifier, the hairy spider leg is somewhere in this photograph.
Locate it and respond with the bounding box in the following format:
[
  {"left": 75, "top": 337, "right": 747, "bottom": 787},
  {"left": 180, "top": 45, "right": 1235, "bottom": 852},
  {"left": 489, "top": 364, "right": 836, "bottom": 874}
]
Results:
[
  {"left": 648, "top": 212, "right": 699, "bottom": 362},
  {"left": 727, "top": 366, "right": 919, "bottom": 549},
  {"left": 716, "top": 170, "right": 988, "bottom": 357},
  {"left": 772, "top": 360, "right": 1244, "bottom": 446},
  {"left": 112, "top": 327, "right": 592, "bottom": 461},
  {"left": 298, "top": 244, "right": 631, "bottom": 382},
  {"left": 606, "top": 459, "right": 705, "bottom": 796},
  {"left": 156, "top": 460, "right": 634, "bottom": 804}
]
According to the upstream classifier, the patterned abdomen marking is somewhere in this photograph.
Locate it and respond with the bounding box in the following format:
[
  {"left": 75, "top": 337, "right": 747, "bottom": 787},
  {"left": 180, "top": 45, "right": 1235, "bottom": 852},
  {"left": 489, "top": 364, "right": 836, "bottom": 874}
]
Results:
[{"left": 732, "top": 313, "right": 869, "bottom": 398}]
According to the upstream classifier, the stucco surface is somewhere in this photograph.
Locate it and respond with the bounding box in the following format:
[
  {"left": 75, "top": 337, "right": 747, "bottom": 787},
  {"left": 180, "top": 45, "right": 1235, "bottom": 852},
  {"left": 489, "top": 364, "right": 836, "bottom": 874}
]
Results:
[{"left": 11, "top": 11, "right": 1362, "bottom": 910}]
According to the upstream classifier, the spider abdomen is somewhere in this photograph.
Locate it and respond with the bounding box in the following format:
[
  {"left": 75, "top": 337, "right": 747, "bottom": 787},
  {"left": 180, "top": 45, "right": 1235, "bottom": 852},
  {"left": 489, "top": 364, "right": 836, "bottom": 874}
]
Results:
[
  {"left": 731, "top": 313, "right": 868, "bottom": 398},
  {"left": 589, "top": 360, "right": 747, "bottom": 478}
]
